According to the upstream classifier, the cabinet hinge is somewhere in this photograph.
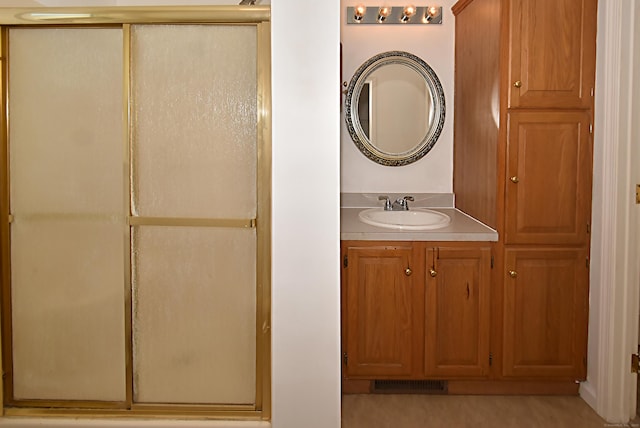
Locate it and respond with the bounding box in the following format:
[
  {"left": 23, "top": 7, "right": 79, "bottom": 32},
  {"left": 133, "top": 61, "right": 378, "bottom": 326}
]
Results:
[
  {"left": 591, "top": 87, "right": 595, "bottom": 97},
  {"left": 490, "top": 255, "right": 494, "bottom": 269},
  {"left": 489, "top": 352, "right": 493, "bottom": 367},
  {"left": 586, "top": 257, "right": 590, "bottom": 269},
  {"left": 587, "top": 223, "right": 591, "bottom": 234},
  {"left": 589, "top": 123, "right": 593, "bottom": 134},
  {"left": 343, "top": 255, "right": 348, "bottom": 268},
  {"left": 343, "top": 352, "right": 348, "bottom": 366}
]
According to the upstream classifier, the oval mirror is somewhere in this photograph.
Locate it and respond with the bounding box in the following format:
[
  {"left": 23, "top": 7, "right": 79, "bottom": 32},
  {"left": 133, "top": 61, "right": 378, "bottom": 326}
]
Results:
[{"left": 345, "top": 51, "right": 445, "bottom": 166}]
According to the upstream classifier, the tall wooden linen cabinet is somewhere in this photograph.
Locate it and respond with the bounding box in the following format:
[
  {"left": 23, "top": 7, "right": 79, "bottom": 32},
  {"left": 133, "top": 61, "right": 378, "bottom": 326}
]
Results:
[{"left": 452, "top": 0, "right": 596, "bottom": 386}]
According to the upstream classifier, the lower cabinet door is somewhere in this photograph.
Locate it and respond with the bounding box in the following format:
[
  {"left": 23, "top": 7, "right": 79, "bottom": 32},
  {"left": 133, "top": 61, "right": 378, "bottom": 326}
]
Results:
[
  {"left": 343, "top": 244, "right": 417, "bottom": 378},
  {"left": 424, "top": 246, "right": 491, "bottom": 377},
  {"left": 502, "top": 247, "right": 589, "bottom": 379}
]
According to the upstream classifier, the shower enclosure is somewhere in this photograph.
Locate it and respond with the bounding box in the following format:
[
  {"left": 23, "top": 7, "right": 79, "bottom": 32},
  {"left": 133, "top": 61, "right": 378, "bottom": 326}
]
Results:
[{"left": 0, "top": 6, "right": 271, "bottom": 420}]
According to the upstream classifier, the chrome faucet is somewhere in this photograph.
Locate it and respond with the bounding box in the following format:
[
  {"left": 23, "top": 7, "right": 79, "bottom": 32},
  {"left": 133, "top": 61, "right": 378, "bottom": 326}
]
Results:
[
  {"left": 379, "top": 195, "right": 414, "bottom": 211},
  {"left": 392, "top": 195, "right": 414, "bottom": 211},
  {"left": 378, "top": 195, "right": 392, "bottom": 211}
]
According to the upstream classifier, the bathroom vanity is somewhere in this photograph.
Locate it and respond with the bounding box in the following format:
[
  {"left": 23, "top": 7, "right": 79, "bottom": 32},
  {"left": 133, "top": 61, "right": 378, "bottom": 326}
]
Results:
[
  {"left": 341, "top": 0, "right": 596, "bottom": 395},
  {"left": 342, "top": 242, "right": 491, "bottom": 377},
  {"left": 340, "top": 195, "right": 499, "bottom": 393},
  {"left": 341, "top": 191, "right": 588, "bottom": 395}
]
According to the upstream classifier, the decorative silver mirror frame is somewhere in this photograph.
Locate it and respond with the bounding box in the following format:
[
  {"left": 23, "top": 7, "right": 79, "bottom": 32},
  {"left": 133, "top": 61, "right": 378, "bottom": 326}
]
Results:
[{"left": 345, "top": 51, "right": 445, "bottom": 166}]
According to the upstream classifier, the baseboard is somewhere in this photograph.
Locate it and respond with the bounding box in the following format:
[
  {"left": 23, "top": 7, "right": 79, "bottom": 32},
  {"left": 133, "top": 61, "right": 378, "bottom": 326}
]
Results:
[
  {"left": 342, "top": 379, "right": 371, "bottom": 394},
  {"left": 447, "top": 380, "right": 579, "bottom": 395},
  {"left": 343, "top": 379, "right": 580, "bottom": 395},
  {"left": 579, "top": 380, "right": 598, "bottom": 412}
]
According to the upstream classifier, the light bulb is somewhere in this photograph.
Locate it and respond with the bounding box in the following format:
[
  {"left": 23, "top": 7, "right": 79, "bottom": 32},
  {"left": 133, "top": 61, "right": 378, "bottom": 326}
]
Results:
[
  {"left": 425, "top": 6, "right": 440, "bottom": 21},
  {"left": 377, "top": 6, "right": 392, "bottom": 22},
  {"left": 401, "top": 5, "right": 417, "bottom": 22},
  {"left": 354, "top": 4, "right": 366, "bottom": 21}
]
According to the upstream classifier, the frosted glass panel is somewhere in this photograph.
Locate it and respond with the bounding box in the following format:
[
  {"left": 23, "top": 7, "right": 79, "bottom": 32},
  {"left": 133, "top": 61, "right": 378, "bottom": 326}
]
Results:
[
  {"left": 131, "top": 25, "right": 257, "bottom": 219},
  {"left": 9, "top": 28, "right": 124, "bottom": 215},
  {"left": 132, "top": 227, "right": 256, "bottom": 404},
  {"left": 11, "top": 220, "right": 126, "bottom": 401},
  {"left": 8, "top": 28, "right": 126, "bottom": 401}
]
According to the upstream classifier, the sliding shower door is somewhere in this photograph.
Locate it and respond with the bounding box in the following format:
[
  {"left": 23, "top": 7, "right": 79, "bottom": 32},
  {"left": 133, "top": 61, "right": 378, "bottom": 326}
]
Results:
[
  {"left": 2, "top": 12, "right": 270, "bottom": 417},
  {"left": 8, "top": 28, "right": 127, "bottom": 403},
  {"left": 130, "top": 24, "right": 258, "bottom": 405}
]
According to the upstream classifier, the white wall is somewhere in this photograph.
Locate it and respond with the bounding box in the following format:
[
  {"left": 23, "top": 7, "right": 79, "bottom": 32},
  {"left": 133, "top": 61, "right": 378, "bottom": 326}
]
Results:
[
  {"left": 340, "top": 0, "right": 456, "bottom": 194},
  {"left": 581, "top": 0, "right": 639, "bottom": 423},
  {"left": 271, "top": 0, "right": 341, "bottom": 427},
  {"left": 0, "top": 1, "right": 343, "bottom": 428}
]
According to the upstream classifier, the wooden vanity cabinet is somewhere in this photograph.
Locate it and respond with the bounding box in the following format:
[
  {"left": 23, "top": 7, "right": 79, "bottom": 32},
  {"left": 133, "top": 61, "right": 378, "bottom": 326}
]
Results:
[
  {"left": 341, "top": 241, "right": 491, "bottom": 382},
  {"left": 502, "top": 248, "right": 589, "bottom": 379},
  {"left": 507, "top": 0, "right": 597, "bottom": 109},
  {"left": 505, "top": 111, "right": 593, "bottom": 245},
  {"left": 452, "top": 0, "right": 597, "bottom": 230},
  {"left": 342, "top": 243, "right": 420, "bottom": 378},
  {"left": 424, "top": 246, "right": 491, "bottom": 378},
  {"left": 453, "top": 0, "right": 596, "bottom": 384}
]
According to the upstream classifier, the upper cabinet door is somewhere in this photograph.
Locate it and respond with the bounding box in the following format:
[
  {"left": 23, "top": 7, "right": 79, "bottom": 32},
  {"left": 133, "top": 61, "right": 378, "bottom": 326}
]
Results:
[
  {"left": 508, "top": 0, "right": 597, "bottom": 109},
  {"left": 505, "top": 111, "right": 592, "bottom": 245}
]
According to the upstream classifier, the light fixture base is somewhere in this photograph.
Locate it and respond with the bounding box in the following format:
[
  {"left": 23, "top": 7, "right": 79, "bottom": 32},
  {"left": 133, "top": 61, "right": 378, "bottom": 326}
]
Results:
[{"left": 347, "top": 6, "right": 442, "bottom": 25}]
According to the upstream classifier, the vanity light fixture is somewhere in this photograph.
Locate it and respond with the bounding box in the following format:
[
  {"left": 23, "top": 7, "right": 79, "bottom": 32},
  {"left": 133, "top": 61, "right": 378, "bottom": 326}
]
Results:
[
  {"left": 353, "top": 4, "right": 367, "bottom": 22},
  {"left": 346, "top": 5, "right": 442, "bottom": 25},
  {"left": 401, "top": 5, "right": 417, "bottom": 22}
]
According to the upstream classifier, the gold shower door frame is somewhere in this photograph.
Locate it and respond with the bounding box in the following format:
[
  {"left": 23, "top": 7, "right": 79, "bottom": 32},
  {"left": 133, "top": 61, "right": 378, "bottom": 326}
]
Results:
[{"left": 0, "top": 6, "right": 271, "bottom": 420}]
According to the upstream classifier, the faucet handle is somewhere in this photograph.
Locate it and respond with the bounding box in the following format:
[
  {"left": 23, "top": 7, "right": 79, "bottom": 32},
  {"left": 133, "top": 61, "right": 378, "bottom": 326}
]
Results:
[
  {"left": 395, "top": 195, "right": 414, "bottom": 210},
  {"left": 378, "top": 195, "right": 392, "bottom": 211}
]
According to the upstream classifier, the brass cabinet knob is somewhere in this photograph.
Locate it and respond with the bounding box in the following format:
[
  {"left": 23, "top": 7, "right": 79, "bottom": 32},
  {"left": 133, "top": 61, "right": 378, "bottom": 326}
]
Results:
[
  {"left": 508, "top": 270, "right": 518, "bottom": 278},
  {"left": 405, "top": 268, "right": 412, "bottom": 276},
  {"left": 514, "top": 80, "right": 522, "bottom": 88},
  {"left": 429, "top": 269, "right": 437, "bottom": 277},
  {"left": 510, "top": 176, "right": 519, "bottom": 183}
]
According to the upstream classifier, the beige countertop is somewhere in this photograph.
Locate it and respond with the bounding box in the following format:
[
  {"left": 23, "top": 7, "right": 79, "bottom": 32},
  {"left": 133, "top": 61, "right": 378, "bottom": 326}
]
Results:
[{"left": 340, "top": 194, "right": 498, "bottom": 242}]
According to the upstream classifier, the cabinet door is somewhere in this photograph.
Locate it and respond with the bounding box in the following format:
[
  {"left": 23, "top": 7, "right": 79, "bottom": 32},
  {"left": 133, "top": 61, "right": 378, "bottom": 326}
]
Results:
[
  {"left": 344, "top": 245, "right": 416, "bottom": 378},
  {"left": 505, "top": 111, "right": 592, "bottom": 245},
  {"left": 508, "top": 0, "right": 597, "bottom": 109},
  {"left": 424, "top": 247, "right": 491, "bottom": 378},
  {"left": 502, "top": 248, "right": 588, "bottom": 379}
]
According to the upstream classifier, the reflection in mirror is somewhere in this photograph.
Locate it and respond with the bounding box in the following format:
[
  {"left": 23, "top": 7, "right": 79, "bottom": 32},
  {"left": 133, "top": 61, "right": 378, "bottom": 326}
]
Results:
[
  {"left": 358, "top": 64, "right": 431, "bottom": 154},
  {"left": 359, "top": 82, "right": 371, "bottom": 139},
  {"left": 346, "top": 51, "right": 445, "bottom": 166}
]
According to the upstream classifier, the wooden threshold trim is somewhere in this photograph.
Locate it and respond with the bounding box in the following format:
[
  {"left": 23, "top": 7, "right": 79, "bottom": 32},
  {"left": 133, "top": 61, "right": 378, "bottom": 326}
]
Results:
[{"left": 4, "top": 404, "right": 261, "bottom": 419}]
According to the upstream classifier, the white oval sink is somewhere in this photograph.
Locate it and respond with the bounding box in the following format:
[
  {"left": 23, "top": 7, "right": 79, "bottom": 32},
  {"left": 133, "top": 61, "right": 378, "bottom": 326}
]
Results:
[{"left": 358, "top": 208, "right": 451, "bottom": 231}]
